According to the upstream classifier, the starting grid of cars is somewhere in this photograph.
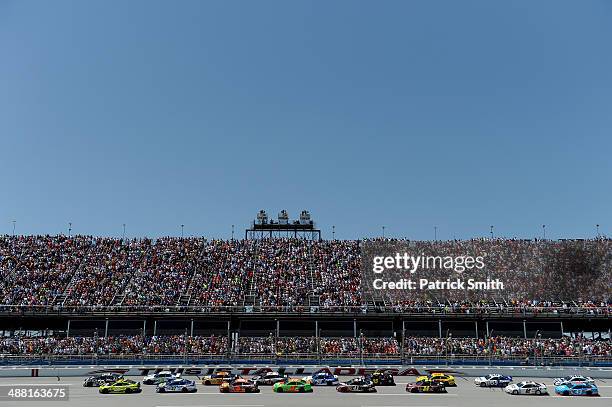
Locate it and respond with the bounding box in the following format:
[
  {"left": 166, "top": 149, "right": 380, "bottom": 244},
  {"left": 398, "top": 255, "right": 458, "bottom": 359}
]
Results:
[{"left": 81, "top": 371, "right": 602, "bottom": 397}]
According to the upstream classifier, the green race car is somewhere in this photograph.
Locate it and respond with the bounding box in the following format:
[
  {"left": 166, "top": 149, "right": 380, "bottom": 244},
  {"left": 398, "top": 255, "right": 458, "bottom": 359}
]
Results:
[
  {"left": 99, "top": 379, "right": 142, "bottom": 394},
  {"left": 272, "top": 379, "right": 313, "bottom": 393}
]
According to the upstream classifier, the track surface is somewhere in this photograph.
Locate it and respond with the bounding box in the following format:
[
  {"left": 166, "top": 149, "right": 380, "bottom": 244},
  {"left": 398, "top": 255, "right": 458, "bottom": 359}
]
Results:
[{"left": 0, "top": 376, "right": 610, "bottom": 407}]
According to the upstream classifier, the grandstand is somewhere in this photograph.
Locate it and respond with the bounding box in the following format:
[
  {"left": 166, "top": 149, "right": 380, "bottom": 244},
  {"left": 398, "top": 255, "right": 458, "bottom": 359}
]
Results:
[{"left": 0, "top": 234, "right": 610, "bottom": 366}]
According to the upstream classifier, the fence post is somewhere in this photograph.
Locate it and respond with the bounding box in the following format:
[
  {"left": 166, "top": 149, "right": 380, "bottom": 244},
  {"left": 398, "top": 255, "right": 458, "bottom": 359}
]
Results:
[{"left": 401, "top": 320, "right": 405, "bottom": 364}]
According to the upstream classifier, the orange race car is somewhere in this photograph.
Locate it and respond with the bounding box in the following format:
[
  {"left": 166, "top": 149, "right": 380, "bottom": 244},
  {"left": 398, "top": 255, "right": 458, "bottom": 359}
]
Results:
[{"left": 219, "top": 378, "right": 261, "bottom": 393}]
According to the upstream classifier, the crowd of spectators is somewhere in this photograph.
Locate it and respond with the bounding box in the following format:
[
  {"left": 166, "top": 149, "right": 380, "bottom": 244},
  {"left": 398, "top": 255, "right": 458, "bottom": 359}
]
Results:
[
  {"left": 0, "top": 335, "right": 227, "bottom": 355},
  {"left": 403, "top": 335, "right": 612, "bottom": 357},
  {"left": 0, "top": 236, "right": 90, "bottom": 306},
  {"left": 0, "top": 335, "right": 609, "bottom": 358},
  {"left": 0, "top": 236, "right": 610, "bottom": 308}
]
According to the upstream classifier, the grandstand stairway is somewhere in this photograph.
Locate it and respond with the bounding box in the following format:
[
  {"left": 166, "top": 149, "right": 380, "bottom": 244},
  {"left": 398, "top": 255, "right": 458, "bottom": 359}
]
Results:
[
  {"left": 110, "top": 294, "right": 125, "bottom": 306},
  {"left": 53, "top": 252, "right": 90, "bottom": 306},
  {"left": 307, "top": 243, "right": 322, "bottom": 306},
  {"left": 180, "top": 252, "right": 213, "bottom": 307},
  {"left": 178, "top": 294, "right": 191, "bottom": 306},
  {"left": 308, "top": 295, "right": 320, "bottom": 307},
  {"left": 52, "top": 294, "right": 67, "bottom": 306}
]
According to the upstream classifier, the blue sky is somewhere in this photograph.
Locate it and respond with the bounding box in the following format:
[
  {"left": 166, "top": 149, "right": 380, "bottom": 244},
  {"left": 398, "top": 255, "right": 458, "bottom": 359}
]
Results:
[{"left": 0, "top": 0, "right": 610, "bottom": 240}]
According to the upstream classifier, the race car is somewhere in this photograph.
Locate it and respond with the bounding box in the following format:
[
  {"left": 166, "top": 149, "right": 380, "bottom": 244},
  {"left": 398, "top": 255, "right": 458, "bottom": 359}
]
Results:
[
  {"left": 416, "top": 373, "right": 456, "bottom": 387},
  {"left": 202, "top": 371, "right": 239, "bottom": 385},
  {"left": 366, "top": 371, "right": 395, "bottom": 386},
  {"left": 552, "top": 375, "right": 595, "bottom": 386},
  {"left": 220, "top": 378, "right": 261, "bottom": 393},
  {"left": 474, "top": 374, "right": 513, "bottom": 387},
  {"left": 504, "top": 381, "right": 548, "bottom": 395},
  {"left": 272, "top": 379, "right": 313, "bottom": 393},
  {"left": 99, "top": 379, "right": 142, "bottom": 394},
  {"left": 336, "top": 377, "right": 377, "bottom": 393},
  {"left": 156, "top": 378, "right": 198, "bottom": 393},
  {"left": 406, "top": 379, "right": 447, "bottom": 393},
  {"left": 83, "top": 372, "right": 123, "bottom": 387},
  {"left": 143, "top": 370, "right": 180, "bottom": 385},
  {"left": 555, "top": 382, "right": 599, "bottom": 396},
  {"left": 302, "top": 372, "right": 339, "bottom": 386},
  {"left": 252, "top": 371, "right": 289, "bottom": 385}
]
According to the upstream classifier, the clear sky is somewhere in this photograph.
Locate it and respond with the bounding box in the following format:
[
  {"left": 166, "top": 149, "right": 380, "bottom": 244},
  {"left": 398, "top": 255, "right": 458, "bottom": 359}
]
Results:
[{"left": 0, "top": 0, "right": 610, "bottom": 240}]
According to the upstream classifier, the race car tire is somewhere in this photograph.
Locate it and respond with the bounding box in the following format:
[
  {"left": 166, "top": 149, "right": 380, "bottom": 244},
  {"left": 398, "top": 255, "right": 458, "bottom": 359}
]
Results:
[
  {"left": 480, "top": 382, "right": 487, "bottom": 387},
  {"left": 563, "top": 391, "right": 569, "bottom": 396},
  {"left": 125, "top": 388, "right": 132, "bottom": 394},
  {"left": 299, "top": 387, "right": 305, "bottom": 393},
  {"left": 535, "top": 390, "right": 541, "bottom": 395},
  {"left": 586, "top": 391, "right": 592, "bottom": 396},
  {"left": 204, "top": 380, "right": 211, "bottom": 385},
  {"left": 100, "top": 389, "right": 109, "bottom": 394},
  {"left": 512, "top": 390, "right": 518, "bottom": 395},
  {"left": 276, "top": 388, "right": 283, "bottom": 393}
]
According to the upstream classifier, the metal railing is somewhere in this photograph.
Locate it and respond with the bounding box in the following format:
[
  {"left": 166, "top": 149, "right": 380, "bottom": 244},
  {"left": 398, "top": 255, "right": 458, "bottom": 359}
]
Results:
[
  {"left": 0, "top": 304, "right": 609, "bottom": 317},
  {"left": 1, "top": 352, "right": 610, "bottom": 366}
]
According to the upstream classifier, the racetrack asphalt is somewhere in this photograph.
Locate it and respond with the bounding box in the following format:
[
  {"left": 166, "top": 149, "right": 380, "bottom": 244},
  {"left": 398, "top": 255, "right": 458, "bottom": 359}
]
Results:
[{"left": 0, "top": 376, "right": 610, "bottom": 407}]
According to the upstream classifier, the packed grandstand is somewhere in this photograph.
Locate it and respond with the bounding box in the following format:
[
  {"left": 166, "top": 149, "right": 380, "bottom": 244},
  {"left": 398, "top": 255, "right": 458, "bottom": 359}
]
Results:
[
  {"left": 0, "top": 235, "right": 610, "bottom": 308},
  {"left": 0, "top": 235, "right": 610, "bottom": 364}
]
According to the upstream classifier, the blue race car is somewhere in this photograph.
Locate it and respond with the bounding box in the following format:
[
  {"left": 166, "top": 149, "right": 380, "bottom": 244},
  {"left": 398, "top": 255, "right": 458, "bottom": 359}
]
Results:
[
  {"left": 302, "top": 372, "right": 339, "bottom": 386},
  {"left": 555, "top": 382, "right": 599, "bottom": 397}
]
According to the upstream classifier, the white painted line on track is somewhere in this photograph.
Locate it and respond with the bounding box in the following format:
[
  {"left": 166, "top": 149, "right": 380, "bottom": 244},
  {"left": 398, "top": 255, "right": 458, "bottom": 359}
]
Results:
[
  {"left": 362, "top": 405, "right": 448, "bottom": 407},
  {"left": 552, "top": 396, "right": 612, "bottom": 399},
  {"left": 361, "top": 393, "right": 458, "bottom": 396},
  {"left": 2, "top": 383, "right": 73, "bottom": 385},
  {"left": 157, "top": 405, "right": 265, "bottom": 407}
]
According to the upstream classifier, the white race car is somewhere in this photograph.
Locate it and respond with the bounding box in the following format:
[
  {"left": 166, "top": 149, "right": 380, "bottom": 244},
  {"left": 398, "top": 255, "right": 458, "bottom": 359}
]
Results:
[
  {"left": 156, "top": 378, "right": 197, "bottom": 393},
  {"left": 474, "top": 374, "right": 513, "bottom": 387},
  {"left": 505, "top": 381, "right": 548, "bottom": 395},
  {"left": 143, "top": 370, "right": 181, "bottom": 385},
  {"left": 302, "top": 372, "right": 339, "bottom": 386},
  {"left": 553, "top": 375, "right": 595, "bottom": 386}
]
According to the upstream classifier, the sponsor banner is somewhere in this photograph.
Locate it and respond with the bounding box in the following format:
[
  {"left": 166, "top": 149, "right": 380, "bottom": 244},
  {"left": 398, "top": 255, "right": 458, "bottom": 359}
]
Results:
[{"left": 1, "top": 365, "right": 612, "bottom": 379}]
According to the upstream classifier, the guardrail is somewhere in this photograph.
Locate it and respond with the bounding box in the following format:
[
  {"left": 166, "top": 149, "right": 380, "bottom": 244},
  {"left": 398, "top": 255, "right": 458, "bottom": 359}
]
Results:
[
  {"left": 0, "top": 305, "right": 609, "bottom": 317},
  {"left": 1, "top": 353, "right": 610, "bottom": 367}
]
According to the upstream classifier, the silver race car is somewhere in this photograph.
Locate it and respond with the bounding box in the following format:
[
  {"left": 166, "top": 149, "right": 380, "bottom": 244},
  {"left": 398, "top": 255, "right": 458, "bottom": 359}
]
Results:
[
  {"left": 156, "top": 378, "right": 198, "bottom": 393},
  {"left": 504, "top": 381, "right": 548, "bottom": 395},
  {"left": 143, "top": 370, "right": 181, "bottom": 385},
  {"left": 553, "top": 375, "right": 595, "bottom": 386}
]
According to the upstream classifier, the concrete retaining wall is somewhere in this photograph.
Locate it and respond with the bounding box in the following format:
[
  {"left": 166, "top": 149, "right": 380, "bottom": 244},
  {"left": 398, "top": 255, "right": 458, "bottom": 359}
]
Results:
[{"left": 2, "top": 365, "right": 612, "bottom": 378}]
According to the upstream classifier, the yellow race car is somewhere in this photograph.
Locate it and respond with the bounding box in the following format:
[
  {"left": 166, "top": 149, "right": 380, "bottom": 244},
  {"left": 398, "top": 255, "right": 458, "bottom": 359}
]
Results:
[
  {"left": 416, "top": 373, "right": 456, "bottom": 387},
  {"left": 99, "top": 379, "right": 142, "bottom": 394},
  {"left": 202, "top": 371, "right": 239, "bottom": 385}
]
